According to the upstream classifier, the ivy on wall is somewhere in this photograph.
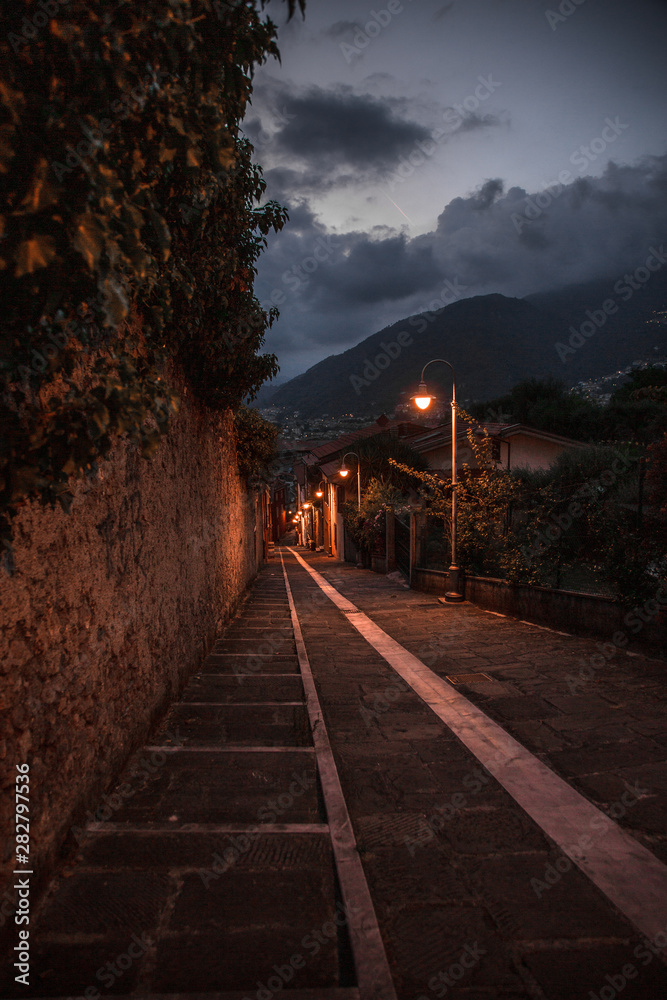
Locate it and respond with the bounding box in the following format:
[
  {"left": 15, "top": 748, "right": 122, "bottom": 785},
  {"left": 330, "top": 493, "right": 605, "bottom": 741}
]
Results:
[
  {"left": 234, "top": 404, "right": 278, "bottom": 482},
  {"left": 0, "top": 0, "right": 304, "bottom": 556}
]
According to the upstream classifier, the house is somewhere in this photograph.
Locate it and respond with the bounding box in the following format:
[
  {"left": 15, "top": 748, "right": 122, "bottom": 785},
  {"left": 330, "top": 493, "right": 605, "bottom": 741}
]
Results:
[
  {"left": 288, "top": 416, "right": 424, "bottom": 560},
  {"left": 408, "top": 420, "right": 587, "bottom": 473}
]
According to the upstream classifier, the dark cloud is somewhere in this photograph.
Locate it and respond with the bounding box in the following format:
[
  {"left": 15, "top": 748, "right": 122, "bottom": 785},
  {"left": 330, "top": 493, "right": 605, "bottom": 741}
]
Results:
[
  {"left": 262, "top": 165, "right": 346, "bottom": 199},
  {"left": 315, "top": 234, "right": 442, "bottom": 305},
  {"left": 470, "top": 178, "right": 505, "bottom": 210},
  {"left": 432, "top": 154, "right": 667, "bottom": 293},
  {"left": 272, "top": 86, "right": 432, "bottom": 171},
  {"left": 323, "top": 20, "right": 362, "bottom": 39},
  {"left": 257, "top": 155, "right": 667, "bottom": 377},
  {"left": 250, "top": 80, "right": 508, "bottom": 202},
  {"left": 452, "top": 110, "right": 506, "bottom": 133}
]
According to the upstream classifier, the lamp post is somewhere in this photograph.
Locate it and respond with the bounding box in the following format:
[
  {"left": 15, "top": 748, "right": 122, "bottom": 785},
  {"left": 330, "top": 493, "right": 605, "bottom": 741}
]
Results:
[
  {"left": 412, "top": 359, "right": 464, "bottom": 602},
  {"left": 339, "top": 452, "right": 361, "bottom": 509}
]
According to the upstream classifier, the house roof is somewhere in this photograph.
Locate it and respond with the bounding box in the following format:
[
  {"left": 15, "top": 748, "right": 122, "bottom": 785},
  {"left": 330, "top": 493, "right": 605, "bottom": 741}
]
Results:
[
  {"left": 408, "top": 420, "right": 587, "bottom": 453},
  {"left": 305, "top": 416, "right": 425, "bottom": 461}
]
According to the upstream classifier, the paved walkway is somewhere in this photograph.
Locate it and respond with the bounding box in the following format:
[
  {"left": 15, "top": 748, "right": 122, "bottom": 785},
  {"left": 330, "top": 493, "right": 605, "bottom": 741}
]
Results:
[{"left": 2, "top": 549, "right": 667, "bottom": 999}]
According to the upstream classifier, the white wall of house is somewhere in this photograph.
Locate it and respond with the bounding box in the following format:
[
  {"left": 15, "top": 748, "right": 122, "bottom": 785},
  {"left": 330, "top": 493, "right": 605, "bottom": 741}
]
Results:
[
  {"left": 504, "top": 433, "right": 571, "bottom": 471},
  {"left": 417, "top": 430, "right": 578, "bottom": 474}
]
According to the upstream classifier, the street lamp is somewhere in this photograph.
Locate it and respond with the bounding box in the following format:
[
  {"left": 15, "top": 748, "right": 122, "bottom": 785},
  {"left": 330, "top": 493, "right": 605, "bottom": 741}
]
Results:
[
  {"left": 339, "top": 452, "right": 361, "bottom": 509},
  {"left": 411, "top": 359, "right": 463, "bottom": 602}
]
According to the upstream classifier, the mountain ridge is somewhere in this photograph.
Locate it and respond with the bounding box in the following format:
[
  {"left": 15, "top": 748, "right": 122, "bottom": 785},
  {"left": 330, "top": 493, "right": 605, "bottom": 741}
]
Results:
[{"left": 265, "top": 274, "right": 667, "bottom": 418}]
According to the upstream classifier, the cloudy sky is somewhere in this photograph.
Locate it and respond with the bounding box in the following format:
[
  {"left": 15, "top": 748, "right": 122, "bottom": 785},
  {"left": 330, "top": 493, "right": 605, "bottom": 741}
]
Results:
[{"left": 249, "top": 0, "right": 667, "bottom": 381}]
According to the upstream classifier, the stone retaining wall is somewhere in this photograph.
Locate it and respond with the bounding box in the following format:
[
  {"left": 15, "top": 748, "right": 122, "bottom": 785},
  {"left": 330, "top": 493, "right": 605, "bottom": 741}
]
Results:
[
  {"left": 0, "top": 380, "right": 264, "bottom": 923},
  {"left": 411, "top": 568, "right": 666, "bottom": 659}
]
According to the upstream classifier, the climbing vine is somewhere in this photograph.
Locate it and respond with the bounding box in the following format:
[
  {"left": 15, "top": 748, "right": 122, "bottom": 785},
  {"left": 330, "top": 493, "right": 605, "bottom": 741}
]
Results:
[
  {"left": 0, "top": 0, "right": 304, "bottom": 553},
  {"left": 234, "top": 404, "right": 278, "bottom": 482}
]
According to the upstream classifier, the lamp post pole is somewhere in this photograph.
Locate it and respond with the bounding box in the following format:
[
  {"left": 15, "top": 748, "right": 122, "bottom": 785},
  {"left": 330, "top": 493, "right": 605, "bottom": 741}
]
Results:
[
  {"left": 414, "top": 359, "right": 463, "bottom": 602},
  {"left": 340, "top": 452, "right": 361, "bottom": 510}
]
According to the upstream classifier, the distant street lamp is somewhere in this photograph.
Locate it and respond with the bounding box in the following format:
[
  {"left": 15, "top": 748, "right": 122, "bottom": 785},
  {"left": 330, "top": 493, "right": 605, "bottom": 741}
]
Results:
[
  {"left": 411, "top": 359, "right": 463, "bottom": 602},
  {"left": 339, "top": 451, "right": 361, "bottom": 509}
]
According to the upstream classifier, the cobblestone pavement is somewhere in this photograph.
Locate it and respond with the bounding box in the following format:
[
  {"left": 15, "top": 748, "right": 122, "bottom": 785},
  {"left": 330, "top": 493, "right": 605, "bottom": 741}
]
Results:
[
  {"left": 281, "top": 549, "right": 667, "bottom": 1000},
  {"left": 1, "top": 549, "right": 666, "bottom": 1000}
]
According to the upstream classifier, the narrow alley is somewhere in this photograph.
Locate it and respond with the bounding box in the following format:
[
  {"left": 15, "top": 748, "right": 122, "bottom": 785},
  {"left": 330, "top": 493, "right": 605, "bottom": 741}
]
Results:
[{"left": 3, "top": 549, "right": 667, "bottom": 1000}]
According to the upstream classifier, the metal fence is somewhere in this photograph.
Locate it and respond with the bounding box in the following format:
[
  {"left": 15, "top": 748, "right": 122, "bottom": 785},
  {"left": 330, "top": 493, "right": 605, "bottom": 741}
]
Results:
[{"left": 394, "top": 514, "right": 410, "bottom": 577}]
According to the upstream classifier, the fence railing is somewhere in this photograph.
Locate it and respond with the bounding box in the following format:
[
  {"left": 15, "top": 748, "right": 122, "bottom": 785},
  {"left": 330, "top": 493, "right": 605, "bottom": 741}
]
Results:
[{"left": 394, "top": 514, "right": 411, "bottom": 578}]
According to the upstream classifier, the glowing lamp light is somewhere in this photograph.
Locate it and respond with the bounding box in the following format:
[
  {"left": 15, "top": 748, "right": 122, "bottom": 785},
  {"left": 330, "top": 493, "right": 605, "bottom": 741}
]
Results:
[
  {"left": 303, "top": 502, "right": 311, "bottom": 509},
  {"left": 315, "top": 489, "right": 323, "bottom": 497},
  {"left": 413, "top": 382, "right": 433, "bottom": 410},
  {"left": 339, "top": 467, "right": 349, "bottom": 478}
]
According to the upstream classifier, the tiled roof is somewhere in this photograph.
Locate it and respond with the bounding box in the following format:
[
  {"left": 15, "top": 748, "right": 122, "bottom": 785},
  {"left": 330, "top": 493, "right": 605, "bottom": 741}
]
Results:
[{"left": 306, "top": 418, "right": 424, "bottom": 460}]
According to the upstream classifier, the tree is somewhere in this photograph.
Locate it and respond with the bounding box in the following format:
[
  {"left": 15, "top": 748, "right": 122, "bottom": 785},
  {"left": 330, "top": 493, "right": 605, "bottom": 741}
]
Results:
[
  {"left": 469, "top": 377, "right": 604, "bottom": 441},
  {"left": 599, "top": 367, "right": 667, "bottom": 444},
  {"left": 354, "top": 434, "right": 429, "bottom": 488},
  {"left": 234, "top": 405, "right": 278, "bottom": 482},
  {"left": 0, "top": 0, "right": 304, "bottom": 553},
  {"left": 340, "top": 437, "right": 426, "bottom": 558},
  {"left": 389, "top": 411, "right": 524, "bottom": 578}
]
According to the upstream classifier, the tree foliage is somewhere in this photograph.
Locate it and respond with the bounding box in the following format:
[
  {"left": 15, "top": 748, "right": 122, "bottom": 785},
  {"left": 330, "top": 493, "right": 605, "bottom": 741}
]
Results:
[
  {"left": 353, "top": 434, "right": 429, "bottom": 487},
  {"left": 0, "top": 0, "right": 301, "bottom": 553},
  {"left": 234, "top": 404, "right": 278, "bottom": 482},
  {"left": 340, "top": 437, "right": 426, "bottom": 556},
  {"left": 390, "top": 408, "right": 664, "bottom": 604},
  {"left": 342, "top": 479, "right": 411, "bottom": 558},
  {"left": 468, "top": 377, "right": 604, "bottom": 441},
  {"left": 469, "top": 371, "right": 667, "bottom": 446}
]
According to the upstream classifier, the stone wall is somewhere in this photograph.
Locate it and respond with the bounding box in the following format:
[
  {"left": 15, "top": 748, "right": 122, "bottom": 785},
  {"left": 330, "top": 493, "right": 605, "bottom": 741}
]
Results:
[
  {"left": 411, "top": 568, "right": 667, "bottom": 659},
  {"left": 0, "top": 380, "right": 264, "bottom": 921}
]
